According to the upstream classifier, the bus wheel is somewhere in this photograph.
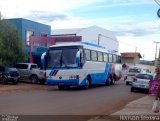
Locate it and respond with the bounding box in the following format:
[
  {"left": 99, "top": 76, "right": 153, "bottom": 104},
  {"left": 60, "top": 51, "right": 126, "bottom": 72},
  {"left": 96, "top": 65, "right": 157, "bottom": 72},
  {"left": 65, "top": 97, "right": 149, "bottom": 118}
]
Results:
[
  {"left": 84, "top": 77, "right": 91, "bottom": 89},
  {"left": 105, "top": 77, "right": 111, "bottom": 86},
  {"left": 58, "top": 85, "right": 64, "bottom": 90},
  {"left": 111, "top": 79, "right": 115, "bottom": 85}
]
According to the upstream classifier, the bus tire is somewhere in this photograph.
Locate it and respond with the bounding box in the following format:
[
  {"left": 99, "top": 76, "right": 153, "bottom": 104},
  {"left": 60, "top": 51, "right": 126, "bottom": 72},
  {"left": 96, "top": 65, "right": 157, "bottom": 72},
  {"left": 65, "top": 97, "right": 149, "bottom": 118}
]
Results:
[
  {"left": 84, "top": 76, "right": 91, "bottom": 89},
  {"left": 105, "top": 77, "right": 111, "bottom": 86}
]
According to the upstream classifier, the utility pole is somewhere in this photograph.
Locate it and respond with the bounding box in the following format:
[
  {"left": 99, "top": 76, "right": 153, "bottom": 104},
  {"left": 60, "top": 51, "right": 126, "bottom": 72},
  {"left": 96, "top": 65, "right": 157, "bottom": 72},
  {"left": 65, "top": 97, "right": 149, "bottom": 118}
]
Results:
[
  {"left": 135, "top": 47, "right": 137, "bottom": 52},
  {"left": 98, "top": 34, "right": 101, "bottom": 46},
  {"left": 154, "top": 41, "right": 160, "bottom": 66}
]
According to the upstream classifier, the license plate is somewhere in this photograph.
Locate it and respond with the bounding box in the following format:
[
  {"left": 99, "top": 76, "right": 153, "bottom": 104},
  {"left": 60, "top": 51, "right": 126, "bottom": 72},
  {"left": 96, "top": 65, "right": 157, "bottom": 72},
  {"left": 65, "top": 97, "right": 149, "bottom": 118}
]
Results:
[{"left": 139, "top": 85, "right": 145, "bottom": 88}]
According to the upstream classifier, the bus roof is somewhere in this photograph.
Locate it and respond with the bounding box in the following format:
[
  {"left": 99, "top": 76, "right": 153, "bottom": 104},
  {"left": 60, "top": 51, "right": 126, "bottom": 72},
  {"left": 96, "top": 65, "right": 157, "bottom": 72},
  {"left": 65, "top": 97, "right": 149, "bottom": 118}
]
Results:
[{"left": 49, "top": 42, "right": 119, "bottom": 55}]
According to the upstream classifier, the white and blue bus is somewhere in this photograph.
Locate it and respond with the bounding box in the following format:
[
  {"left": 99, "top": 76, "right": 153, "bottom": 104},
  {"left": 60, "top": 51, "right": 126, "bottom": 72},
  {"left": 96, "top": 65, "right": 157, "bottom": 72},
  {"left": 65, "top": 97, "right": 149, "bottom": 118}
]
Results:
[{"left": 43, "top": 42, "right": 122, "bottom": 89}]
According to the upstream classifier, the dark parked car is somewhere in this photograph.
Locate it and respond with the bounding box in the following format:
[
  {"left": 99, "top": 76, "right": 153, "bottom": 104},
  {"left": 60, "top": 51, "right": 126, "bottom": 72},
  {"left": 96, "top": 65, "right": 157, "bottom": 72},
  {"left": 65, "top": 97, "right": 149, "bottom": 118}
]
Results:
[{"left": 0, "top": 66, "right": 20, "bottom": 84}]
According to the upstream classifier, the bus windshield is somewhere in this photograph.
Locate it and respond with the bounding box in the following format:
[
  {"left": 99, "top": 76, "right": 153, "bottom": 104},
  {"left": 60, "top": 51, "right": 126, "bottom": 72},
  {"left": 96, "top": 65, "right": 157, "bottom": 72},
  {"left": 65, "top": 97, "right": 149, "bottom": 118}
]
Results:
[{"left": 47, "top": 48, "right": 79, "bottom": 68}]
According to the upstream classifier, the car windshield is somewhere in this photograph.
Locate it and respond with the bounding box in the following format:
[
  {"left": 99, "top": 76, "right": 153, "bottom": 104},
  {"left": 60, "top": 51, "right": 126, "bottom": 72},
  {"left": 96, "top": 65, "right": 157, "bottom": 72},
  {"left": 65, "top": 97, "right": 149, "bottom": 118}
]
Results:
[
  {"left": 136, "top": 74, "right": 153, "bottom": 80},
  {"left": 6, "top": 68, "right": 17, "bottom": 72},
  {"left": 47, "top": 48, "right": 79, "bottom": 68},
  {"left": 129, "top": 68, "right": 140, "bottom": 73}
]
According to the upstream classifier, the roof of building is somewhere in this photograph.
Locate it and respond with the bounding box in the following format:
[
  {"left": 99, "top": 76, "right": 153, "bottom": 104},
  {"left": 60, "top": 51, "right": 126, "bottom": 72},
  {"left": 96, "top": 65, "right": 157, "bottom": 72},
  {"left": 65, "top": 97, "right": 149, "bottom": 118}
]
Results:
[
  {"left": 52, "top": 28, "right": 85, "bottom": 35},
  {"left": 51, "top": 25, "right": 114, "bottom": 35},
  {"left": 121, "top": 52, "right": 142, "bottom": 58},
  {"left": 7, "top": 18, "right": 51, "bottom": 27}
]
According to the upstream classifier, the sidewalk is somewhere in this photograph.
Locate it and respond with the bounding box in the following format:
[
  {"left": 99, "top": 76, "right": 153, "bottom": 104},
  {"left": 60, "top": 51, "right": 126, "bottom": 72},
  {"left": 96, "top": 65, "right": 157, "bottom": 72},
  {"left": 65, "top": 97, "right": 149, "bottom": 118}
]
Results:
[
  {"left": 88, "top": 95, "right": 159, "bottom": 121},
  {"left": 112, "top": 95, "right": 156, "bottom": 115}
]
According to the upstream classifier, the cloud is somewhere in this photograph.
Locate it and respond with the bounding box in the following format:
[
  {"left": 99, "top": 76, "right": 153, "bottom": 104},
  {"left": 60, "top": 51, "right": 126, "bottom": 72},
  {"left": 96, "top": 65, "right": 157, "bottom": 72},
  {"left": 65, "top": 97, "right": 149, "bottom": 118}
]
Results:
[
  {"left": 89, "top": 0, "right": 154, "bottom": 8},
  {"left": 105, "top": 20, "right": 160, "bottom": 37},
  {"left": 118, "top": 34, "right": 159, "bottom": 60},
  {"left": 25, "top": 11, "right": 69, "bottom": 23}
]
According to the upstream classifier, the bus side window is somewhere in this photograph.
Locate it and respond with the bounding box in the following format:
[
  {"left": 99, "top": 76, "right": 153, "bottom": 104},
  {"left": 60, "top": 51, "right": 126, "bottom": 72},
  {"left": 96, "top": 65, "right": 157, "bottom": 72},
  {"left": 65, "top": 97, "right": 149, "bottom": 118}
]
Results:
[
  {"left": 109, "top": 54, "right": 112, "bottom": 63},
  {"left": 91, "top": 50, "right": 98, "bottom": 61},
  {"left": 117, "top": 56, "right": 121, "bottom": 63},
  {"left": 80, "top": 49, "right": 85, "bottom": 67},
  {"left": 84, "top": 49, "right": 91, "bottom": 61},
  {"left": 113, "top": 55, "right": 116, "bottom": 63},
  {"left": 103, "top": 53, "right": 109, "bottom": 62},
  {"left": 98, "top": 52, "right": 103, "bottom": 62}
]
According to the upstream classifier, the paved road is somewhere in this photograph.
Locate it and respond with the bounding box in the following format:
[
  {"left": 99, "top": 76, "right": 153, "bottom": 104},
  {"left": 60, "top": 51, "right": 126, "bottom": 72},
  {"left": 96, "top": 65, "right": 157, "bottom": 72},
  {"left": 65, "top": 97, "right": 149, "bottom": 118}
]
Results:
[{"left": 0, "top": 81, "right": 145, "bottom": 115}]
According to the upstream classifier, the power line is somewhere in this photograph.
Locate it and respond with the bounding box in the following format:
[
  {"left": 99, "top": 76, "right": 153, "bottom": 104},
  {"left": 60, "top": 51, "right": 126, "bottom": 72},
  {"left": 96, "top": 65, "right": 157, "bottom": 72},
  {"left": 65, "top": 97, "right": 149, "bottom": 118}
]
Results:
[{"left": 154, "top": 0, "right": 160, "bottom": 6}]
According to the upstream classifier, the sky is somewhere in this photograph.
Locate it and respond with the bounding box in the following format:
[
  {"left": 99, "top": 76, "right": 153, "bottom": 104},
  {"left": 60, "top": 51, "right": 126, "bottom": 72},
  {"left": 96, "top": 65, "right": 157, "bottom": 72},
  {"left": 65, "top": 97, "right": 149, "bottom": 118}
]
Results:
[{"left": 0, "top": 0, "right": 160, "bottom": 60}]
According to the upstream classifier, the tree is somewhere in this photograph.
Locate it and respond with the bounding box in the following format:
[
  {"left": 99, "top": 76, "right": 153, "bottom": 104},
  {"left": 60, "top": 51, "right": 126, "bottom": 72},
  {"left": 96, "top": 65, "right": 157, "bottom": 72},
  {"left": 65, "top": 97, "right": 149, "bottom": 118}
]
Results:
[{"left": 0, "top": 18, "right": 27, "bottom": 66}]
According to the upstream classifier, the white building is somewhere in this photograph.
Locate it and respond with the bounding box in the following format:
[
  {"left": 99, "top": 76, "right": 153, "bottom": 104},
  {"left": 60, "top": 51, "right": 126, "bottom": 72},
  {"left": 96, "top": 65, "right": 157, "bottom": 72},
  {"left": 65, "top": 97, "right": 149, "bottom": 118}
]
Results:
[{"left": 52, "top": 25, "right": 119, "bottom": 52}]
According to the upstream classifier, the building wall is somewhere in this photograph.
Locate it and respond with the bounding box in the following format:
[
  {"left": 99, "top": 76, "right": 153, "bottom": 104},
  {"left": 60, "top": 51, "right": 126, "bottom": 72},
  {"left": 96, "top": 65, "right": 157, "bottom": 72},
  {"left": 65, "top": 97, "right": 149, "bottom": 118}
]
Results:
[
  {"left": 122, "top": 57, "right": 140, "bottom": 64},
  {"left": 8, "top": 18, "right": 51, "bottom": 44},
  {"left": 133, "top": 57, "right": 140, "bottom": 64},
  {"left": 76, "top": 26, "right": 119, "bottom": 52},
  {"left": 8, "top": 18, "right": 51, "bottom": 65},
  {"left": 122, "top": 57, "right": 134, "bottom": 64}
]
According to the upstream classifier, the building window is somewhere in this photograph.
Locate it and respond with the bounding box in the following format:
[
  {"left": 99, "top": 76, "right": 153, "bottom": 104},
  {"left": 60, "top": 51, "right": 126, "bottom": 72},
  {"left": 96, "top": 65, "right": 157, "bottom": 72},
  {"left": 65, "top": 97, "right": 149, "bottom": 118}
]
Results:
[
  {"left": 47, "top": 42, "right": 52, "bottom": 47},
  {"left": 33, "top": 41, "right": 40, "bottom": 46},
  {"left": 40, "top": 33, "right": 47, "bottom": 37},
  {"left": 26, "top": 30, "right": 34, "bottom": 45},
  {"left": 41, "top": 42, "right": 47, "bottom": 47}
]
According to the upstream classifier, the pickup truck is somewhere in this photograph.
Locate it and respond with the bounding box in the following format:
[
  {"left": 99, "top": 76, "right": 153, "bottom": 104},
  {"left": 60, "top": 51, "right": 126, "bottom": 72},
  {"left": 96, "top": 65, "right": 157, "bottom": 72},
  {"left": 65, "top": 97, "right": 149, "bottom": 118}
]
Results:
[{"left": 13, "top": 63, "right": 46, "bottom": 84}]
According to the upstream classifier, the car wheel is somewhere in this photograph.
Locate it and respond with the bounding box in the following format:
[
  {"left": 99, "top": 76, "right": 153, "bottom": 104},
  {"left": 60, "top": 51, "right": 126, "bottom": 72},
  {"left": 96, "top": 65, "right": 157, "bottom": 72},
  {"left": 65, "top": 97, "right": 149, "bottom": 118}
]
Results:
[
  {"left": 126, "top": 82, "right": 129, "bottom": 85},
  {"left": 1, "top": 77, "right": 7, "bottom": 84},
  {"left": 131, "top": 87, "right": 134, "bottom": 92},
  {"left": 30, "top": 75, "right": 38, "bottom": 84}
]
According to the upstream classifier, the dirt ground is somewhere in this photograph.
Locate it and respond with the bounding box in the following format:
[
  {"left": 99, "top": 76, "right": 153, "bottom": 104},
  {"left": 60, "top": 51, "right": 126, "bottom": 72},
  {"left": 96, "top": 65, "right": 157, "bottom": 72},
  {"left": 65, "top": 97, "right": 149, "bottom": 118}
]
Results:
[{"left": 0, "top": 82, "right": 54, "bottom": 94}]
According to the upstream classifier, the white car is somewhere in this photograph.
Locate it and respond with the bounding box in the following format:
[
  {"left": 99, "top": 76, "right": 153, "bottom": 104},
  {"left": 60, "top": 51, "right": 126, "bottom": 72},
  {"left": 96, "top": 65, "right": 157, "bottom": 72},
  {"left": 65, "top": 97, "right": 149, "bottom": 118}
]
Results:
[
  {"left": 131, "top": 73, "right": 154, "bottom": 92},
  {"left": 126, "top": 67, "right": 150, "bottom": 85}
]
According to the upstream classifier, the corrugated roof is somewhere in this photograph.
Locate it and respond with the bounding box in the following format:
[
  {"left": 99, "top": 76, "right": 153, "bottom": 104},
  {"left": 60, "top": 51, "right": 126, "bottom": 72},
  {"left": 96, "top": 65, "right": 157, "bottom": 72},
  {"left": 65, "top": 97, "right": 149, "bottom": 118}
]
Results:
[{"left": 121, "top": 52, "right": 142, "bottom": 58}]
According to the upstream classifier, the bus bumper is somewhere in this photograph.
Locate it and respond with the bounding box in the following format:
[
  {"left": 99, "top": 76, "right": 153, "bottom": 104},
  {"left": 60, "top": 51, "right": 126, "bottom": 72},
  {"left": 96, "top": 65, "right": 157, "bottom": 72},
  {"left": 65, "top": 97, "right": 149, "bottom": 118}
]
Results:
[{"left": 45, "top": 79, "right": 79, "bottom": 86}]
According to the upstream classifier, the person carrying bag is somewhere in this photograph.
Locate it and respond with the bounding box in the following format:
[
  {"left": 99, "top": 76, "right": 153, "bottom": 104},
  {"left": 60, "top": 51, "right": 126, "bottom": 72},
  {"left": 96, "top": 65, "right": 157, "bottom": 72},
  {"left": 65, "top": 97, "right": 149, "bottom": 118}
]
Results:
[{"left": 152, "top": 84, "right": 160, "bottom": 113}]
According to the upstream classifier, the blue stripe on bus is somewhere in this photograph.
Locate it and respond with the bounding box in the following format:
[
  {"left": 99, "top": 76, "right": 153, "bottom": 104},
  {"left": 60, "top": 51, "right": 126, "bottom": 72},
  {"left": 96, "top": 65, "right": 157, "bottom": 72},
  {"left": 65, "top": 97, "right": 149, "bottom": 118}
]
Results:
[
  {"left": 46, "top": 63, "right": 111, "bottom": 86},
  {"left": 80, "top": 63, "right": 111, "bottom": 86}
]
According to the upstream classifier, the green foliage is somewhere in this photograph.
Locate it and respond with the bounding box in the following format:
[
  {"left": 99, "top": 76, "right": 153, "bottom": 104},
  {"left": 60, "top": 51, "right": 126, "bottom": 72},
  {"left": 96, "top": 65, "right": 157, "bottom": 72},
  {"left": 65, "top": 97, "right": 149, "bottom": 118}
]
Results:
[{"left": 0, "top": 19, "right": 27, "bottom": 66}]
